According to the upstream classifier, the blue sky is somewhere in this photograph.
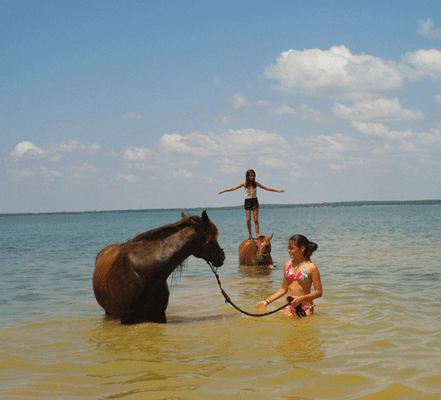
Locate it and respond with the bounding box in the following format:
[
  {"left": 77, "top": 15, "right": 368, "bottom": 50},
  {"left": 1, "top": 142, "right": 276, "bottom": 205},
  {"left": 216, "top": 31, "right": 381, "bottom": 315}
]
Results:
[{"left": 1, "top": 1, "right": 441, "bottom": 213}]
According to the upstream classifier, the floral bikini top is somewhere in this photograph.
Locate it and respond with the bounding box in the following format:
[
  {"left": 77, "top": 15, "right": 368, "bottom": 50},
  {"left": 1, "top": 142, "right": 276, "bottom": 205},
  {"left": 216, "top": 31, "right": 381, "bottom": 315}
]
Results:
[
  {"left": 245, "top": 187, "right": 257, "bottom": 199},
  {"left": 285, "top": 261, "right": 310, "bottom": 281}
]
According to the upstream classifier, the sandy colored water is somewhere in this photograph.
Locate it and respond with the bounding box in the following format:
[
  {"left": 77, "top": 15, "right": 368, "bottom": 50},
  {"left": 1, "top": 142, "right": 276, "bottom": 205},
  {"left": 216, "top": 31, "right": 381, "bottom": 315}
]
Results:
[
  {"left": 1, "top": 276, "right": 440, "bottom": 399},
  {"left": 1, "top": 205, "right": 440, "bottom": 399}
]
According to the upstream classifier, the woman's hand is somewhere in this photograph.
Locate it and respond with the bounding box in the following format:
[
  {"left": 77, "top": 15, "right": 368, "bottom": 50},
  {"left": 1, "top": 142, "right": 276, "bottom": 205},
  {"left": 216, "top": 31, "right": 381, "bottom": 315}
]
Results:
[
  {"left": 255, "top": 300, "right": 267, "bottom": 312},
  {"left": 287, "top": 296, "right": 300, "bottom": 307}
]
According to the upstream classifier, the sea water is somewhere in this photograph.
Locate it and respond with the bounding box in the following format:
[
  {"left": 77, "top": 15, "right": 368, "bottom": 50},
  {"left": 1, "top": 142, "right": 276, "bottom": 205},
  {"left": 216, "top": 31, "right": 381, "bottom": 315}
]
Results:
[{"left": 0, "top": 205, "right": 440, "bottom": 399}]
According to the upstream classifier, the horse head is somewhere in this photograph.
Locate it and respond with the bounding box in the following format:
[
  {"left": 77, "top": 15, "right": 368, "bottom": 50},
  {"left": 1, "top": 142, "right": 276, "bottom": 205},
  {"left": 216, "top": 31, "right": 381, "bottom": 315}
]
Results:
[
  {"left": 256, "top": 234, "right": 273, "bottom": 264},
  {"left": 184, "top": 210, "right": 225, "bottom": 268}
]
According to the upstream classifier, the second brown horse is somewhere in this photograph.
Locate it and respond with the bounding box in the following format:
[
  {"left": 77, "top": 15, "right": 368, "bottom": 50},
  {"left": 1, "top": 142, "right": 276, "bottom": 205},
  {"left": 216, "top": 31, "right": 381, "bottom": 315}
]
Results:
[{"left": 238, "top": 234, "right": 274, "bottom": 267}]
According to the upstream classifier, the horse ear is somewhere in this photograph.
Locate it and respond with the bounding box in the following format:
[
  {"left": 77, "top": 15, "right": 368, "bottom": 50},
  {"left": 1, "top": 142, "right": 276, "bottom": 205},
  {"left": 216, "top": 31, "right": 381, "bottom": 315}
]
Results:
[
  {"left": 201, "top": 210, "right": 210, "bottom": 224},
  {"left": 268, "top": 234, "right": 274, "bottom": 240},
  {"left": 182, "top": 212, "right": 189, "bottom": 218}
]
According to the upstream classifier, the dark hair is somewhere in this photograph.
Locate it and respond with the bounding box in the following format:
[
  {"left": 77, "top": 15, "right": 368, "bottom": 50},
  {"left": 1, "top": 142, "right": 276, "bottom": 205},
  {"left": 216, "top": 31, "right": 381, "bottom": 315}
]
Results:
[
  {"left": 245, "top": 169, "right": 257, "bottom": 188},
  {"left": 289, "top": 234, "right": 318, "bottom": 260}
]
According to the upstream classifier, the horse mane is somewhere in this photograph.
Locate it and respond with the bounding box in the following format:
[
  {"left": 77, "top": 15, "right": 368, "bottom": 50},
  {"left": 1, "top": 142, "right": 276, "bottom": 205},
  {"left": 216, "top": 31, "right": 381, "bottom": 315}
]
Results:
[{"left": 130, "top": 213, "right": 217, "bottom": 244}]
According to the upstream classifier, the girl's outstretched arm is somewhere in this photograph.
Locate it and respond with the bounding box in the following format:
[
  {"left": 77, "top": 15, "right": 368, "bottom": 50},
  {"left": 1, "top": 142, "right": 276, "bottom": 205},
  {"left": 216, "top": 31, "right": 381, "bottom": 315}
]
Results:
[
  {"left": 218, "top": 182, "right": 245, "bottom": 195},
  {"left": 256, "top": 182, "right": 284, "bottom": 193}
]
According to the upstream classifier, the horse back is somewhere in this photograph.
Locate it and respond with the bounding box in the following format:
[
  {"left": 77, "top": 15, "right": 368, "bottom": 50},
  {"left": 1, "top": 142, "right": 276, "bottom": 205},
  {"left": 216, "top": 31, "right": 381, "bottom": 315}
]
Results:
[{"left": 95, "top": 243, "right": 122, "bottom": 274}]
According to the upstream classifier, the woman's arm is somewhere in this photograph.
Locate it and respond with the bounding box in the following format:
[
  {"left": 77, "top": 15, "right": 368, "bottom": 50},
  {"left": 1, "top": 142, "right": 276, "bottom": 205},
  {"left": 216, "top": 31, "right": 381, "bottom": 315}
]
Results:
[
  {"left": 255, "top": 261, "right": 290, "bottom": 311},
  {"left": 256, "top": 182, "right": 284, "bottom": 193},
  {"left": 218, "top": 182, "right": 245, "bottom": 195}
]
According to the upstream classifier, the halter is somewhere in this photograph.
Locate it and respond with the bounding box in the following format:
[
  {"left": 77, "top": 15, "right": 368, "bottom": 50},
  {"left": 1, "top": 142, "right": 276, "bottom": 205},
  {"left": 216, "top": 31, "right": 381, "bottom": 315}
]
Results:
[{"left": 207, "top": 261, "right": 306, "bottom": 318}]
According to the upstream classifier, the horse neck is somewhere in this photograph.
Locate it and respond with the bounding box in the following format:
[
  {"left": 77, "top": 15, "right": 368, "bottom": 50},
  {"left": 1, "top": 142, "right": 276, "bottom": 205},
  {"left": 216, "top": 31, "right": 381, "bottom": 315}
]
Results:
[{"left": 146, "top": 226, "right": 201, "bottom": 278}]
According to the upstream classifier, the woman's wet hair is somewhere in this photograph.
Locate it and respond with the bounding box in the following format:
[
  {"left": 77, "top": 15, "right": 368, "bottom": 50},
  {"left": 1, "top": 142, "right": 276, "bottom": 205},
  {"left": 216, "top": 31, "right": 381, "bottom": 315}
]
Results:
[
  {"left": 245, "top": 169, "right": 257, "bottom": 188},
  {"left": 289, "top": 234, "right": 318, "bottom": 259}
]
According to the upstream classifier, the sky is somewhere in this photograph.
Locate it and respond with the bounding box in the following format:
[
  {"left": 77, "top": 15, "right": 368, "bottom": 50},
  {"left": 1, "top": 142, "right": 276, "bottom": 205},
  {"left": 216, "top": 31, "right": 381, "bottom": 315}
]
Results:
[{"left": 1, "top": 0, "right": 441, "bottom": 213}]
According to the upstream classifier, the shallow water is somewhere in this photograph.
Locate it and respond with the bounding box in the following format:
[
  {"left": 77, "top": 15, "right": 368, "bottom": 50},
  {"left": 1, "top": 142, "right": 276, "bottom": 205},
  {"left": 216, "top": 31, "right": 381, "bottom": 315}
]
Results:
[{"left": 1, "top": 205, "right": 440, "bottom": 399}]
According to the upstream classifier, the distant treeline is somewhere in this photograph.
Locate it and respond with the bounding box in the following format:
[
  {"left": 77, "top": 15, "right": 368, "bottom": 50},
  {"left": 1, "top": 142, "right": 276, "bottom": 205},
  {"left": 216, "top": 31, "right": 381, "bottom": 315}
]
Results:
[
  {"left": 3, "top": 199, "right": 440, "bottom": 216},
  {"left": 181, "top": 199, "right": 441, "bottom": 212},
  {"left": 259, "top": 199, "right": 441, "bottom": 209}
]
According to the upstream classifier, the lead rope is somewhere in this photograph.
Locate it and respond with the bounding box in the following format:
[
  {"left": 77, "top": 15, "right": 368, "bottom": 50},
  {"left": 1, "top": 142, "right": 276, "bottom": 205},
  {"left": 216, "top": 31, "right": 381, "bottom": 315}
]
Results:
[{"left": 207, "top": 262, "right": 306, "bottom": 318}]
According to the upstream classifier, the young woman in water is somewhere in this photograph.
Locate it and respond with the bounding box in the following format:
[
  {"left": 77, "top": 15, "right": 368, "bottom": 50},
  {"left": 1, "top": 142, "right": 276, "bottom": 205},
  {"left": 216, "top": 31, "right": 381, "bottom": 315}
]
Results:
[
  {"left": 255, "top": 234, "right": 323, "bottom": 318},
  {"left": 218, "top": 169, "right": 284, "bottom": 239}
]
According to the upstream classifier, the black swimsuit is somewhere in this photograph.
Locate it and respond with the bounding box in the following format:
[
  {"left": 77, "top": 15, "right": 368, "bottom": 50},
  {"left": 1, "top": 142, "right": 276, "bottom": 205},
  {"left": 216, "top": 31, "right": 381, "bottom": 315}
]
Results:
[{"left": 244, "top": 197, "right": 259, "bottom": 210}]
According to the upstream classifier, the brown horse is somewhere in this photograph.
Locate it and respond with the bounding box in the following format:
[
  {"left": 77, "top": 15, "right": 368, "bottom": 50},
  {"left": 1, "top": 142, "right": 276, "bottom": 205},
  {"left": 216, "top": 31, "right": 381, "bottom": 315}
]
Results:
[
  {"left": 238, "top": 234, "right": 274, "bottom": 267},
  {"left": 93, "top": 211, "right": 225, "bottom": 324}
]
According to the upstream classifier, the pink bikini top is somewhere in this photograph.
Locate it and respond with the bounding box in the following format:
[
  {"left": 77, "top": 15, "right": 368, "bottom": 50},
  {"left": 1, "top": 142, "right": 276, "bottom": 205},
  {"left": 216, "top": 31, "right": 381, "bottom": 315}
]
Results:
[{"left": 285, "top": 262, "right": 310, "bottom": 281}]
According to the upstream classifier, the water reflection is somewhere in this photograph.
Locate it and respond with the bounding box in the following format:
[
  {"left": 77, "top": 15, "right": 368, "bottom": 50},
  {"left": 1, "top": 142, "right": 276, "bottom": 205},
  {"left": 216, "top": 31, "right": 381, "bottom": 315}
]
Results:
[
  {"left": 88, "top": 318, "right": 169, "bottom": 356},
  {"left": 238, "top": 264, "right": 274, "bottom": 278},
  {"left": 274, "top": 318, "right": 325, "bottom": 365}
]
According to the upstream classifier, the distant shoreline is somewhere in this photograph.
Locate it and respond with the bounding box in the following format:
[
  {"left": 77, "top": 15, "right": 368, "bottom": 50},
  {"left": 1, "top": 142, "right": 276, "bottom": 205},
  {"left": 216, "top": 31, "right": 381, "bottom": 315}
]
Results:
[{"left": 2, "top": 199, "right": 440, "bottom": 217}]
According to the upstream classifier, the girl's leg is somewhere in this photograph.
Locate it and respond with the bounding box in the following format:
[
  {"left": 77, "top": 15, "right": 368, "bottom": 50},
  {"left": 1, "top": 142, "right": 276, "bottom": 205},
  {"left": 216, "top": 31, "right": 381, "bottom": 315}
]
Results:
[
  {"left": 253, "top": 208, "right": 260, "bottom": 237},
  {"left": 245, "top": 209, "right": 253, "bottom": 238}
]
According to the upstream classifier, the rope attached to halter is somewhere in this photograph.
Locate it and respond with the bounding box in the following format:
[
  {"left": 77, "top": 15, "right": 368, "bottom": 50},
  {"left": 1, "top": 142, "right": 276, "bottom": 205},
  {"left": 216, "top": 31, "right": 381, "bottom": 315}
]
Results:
[{"left": 207, "top": 262, "right": 306, "bottom": 318}]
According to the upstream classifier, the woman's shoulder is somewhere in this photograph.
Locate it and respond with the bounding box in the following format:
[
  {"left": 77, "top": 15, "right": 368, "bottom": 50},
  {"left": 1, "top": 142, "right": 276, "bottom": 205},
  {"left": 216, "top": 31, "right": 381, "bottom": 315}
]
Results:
[
  {"left": 283, "top": 260, "right": 292, "bottom": 270},
  {"left": 305, "top": 261, "right": 319, "bottom": 274}
]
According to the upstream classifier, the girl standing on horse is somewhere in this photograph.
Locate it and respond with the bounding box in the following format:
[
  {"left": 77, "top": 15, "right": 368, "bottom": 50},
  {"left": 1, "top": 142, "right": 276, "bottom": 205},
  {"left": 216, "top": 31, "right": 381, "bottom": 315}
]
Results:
[{"left": 218, "top": 169, "right": 284, "bottom": 239}]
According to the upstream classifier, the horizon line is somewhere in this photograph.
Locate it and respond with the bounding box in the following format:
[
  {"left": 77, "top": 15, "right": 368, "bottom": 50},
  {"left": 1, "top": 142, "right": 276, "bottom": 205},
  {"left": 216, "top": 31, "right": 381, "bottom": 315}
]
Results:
[{"left": 1, "top": 199, "right": 440, "bottom": 217}]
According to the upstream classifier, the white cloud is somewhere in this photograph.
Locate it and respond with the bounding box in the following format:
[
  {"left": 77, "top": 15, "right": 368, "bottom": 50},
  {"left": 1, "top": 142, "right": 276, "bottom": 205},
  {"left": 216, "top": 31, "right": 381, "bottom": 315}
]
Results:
[
  {"left": 223, "top": 129, "right": 290, "bottom": 154},
  {"left": 124, "top": 146, "right": 151, "bottom": 161},
  {"left": 295, "top": 133, "right": 358, "bottom": 161},
  {"left": 10, "top": 140, "right": 101, "bottom": 161},
  {"left": 401, "top": 49, "right": 441, "bottom": 82},
  {"left": 47, "top": 140, "right": 101, "bottom": 160},
  {"left": 333, "top": 98, "right": 423, "bottom": 122},
  {"left": 297, "top": 104, "right": 323, "bottom": 122},
  {"left": 117, "top": 173, "right": 140, "bottom": 183},
  {"left": 216, "top": 157, "right": 243, "bottom": 174},
  {"left": 258, "top": 156, "right": 288, "bottom": 169},
  {"left": 160, "top": 132, "right": 219, "bottom": 156},
  {"left": 231, "top": 93, "right": 252, "bottom": 110},
  {"left": 255, "top": 100, "right": 271, "bottom": 107},
  {"left": 435, "top": 92, "right": 441, "bottom": 103},
  {"left": 160, "top": 129, "right": 290, "bottom": 157},
  {"left": 268, "top": 104, "right": 298, "bottom": 117},
  {"left": 351, "top": 122, "right": 413, "bottom": 140},
  {"left": 417, "top": 18, "right": 441, "bottom": 39},
  {"left": 256, "top": 100, "right": 323, "bottom": 122},
  {"left": 72, "top": 163, "right": 98, "bottom": 172},
  {"left": 417, "top": 126, "right": 441, "bottom": 145},
  {"left": 123, "top": 112, "right": 143, "bottom": 120},
  {"left": 328, "top": 163, "right": 347, "bottom": 171},
  {"left": 171, "top": 169, "right": 194, "bottom": 179},
  {"left": 217, "top": 114, "right": 234, "bottom": 126},
  {"left": 219, "top": 164, "right": 242, "bottom": 174},
  {"left": 264, "top": 45, "right": 403, "bottom": 100},
  {"left": 10, "top": 141, "right": 44, "bottom": 159},
  {"left": 399, "top": 141, "right": 420, "bottom": 152},
  {"left": 8, "top": 166, "right": 63, "bottom": 180}
]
